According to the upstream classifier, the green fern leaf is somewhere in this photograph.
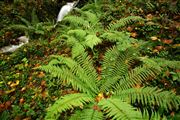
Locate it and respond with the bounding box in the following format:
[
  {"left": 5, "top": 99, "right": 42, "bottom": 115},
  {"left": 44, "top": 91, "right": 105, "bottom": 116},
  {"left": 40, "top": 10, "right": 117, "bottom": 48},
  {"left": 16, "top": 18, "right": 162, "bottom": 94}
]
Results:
[
  {"left": 72, "top": 42, "right": 85, "bottom": 58},
  {"left": 151, "top": 58, "right": 180, "bottom": 69},
  {"left": 63, "top": 16, "right": 89, "bottom": 28},
  {"left": 108, "top": 16, "right": 144, "bottom": 30},
  {"left": 115, "top": 87, "right": 180, "bottom": 111},
  {"left": 80, "top": 109, "right": 103, "bottom": 120},
  {"left": 16, "top": 15, "right": 31, "bottom": 26},
  {"left": 45, "top": 93, "right": 93, "bottom": 120},
  {"left": 68, "top": 29, "right": 87, "bottom": 39},
  {"left": 85, "top": 34, "right": 102, "bottom": 49},
  {"left": 31, "top": 8, "right": 39, "bottom": 25},
  {"left": 114, "top": 66, "right": 160, "bottom": 91},
  {"left": 8, "top": 24, "right": 33, "bottom": 32},
  {"left": 98, "top": 98, "right": 142, "bottom": 120}
]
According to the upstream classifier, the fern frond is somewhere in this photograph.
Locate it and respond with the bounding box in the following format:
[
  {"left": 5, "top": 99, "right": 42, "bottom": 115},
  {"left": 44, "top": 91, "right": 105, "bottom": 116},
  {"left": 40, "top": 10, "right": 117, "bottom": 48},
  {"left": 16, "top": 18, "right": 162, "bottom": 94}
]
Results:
[
  {"left": 70, "top": 104, "right": 104, "bottom": 120},
  {"left": 114, "top": 66, "right": 160, "bottom": 91},
  {"left": 100, "top": 32, "right": 138, "bottom": 51},
  {"left": 146, "top": 2, "right": 155, "bottom": 11},
  {"left": 82, "top": 11, "right": 99, "bottom": 25},
  {"left": 68, "top": 29, "right": 87, "bottom": 39},
  {"left": 108, "top": 16, "right": 145, "bottom": 30},
  {"left": 98, "top": 98, "right": 142, "bottom": 120},
  {"left": 16, "top": 15, "right": 31, "bottom": 26},
  {"left": 100, "top": 47, "right": 139, "bottom": 92},
  {"left": 75, "top": 52, "right": 98, "bottom": 83},
  {"left": 8, "top": 24, "right": 34, "bottom": 32},
  {"left": 45, "top": 93, "right": 93, "bottom": 120},
  {"left": 71, "top": 42, "right": 85, "bottom": 58},
  {"left": 31, "top": 8, "right": 39, "bottom": 25},
  {"left": 80, "top": 109, "right": 104, "bottom": 120},
  {"left": 85, "top": 34, "right": 102, "bottom": 49},
  {"left": 63, "top": 16, "right": 89, "bottom": 28},
  {"left": 115, "top": 87, "right": 180, "bottom": 111},
  {"left": 151, "top": 58, "right": 180, "bottom": 69},
  {"left": 40, "top": 54, "right": 99, "bottom": 95},
  {"left": 40, "top": 61, "right": 95, "bottom": 95},
  {"left": 142, "top": 109, "right": 167, "bottom": 120},
  {"left": 69, "top": 110, "right": 82, "bottom": 120}
]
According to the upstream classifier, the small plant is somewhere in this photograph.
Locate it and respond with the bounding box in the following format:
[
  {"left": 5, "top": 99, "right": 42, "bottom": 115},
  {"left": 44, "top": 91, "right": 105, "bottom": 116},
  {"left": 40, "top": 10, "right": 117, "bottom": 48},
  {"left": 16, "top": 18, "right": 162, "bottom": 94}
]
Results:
[{"left": 7, "top": 8, "right": 54, "bottom": 39}]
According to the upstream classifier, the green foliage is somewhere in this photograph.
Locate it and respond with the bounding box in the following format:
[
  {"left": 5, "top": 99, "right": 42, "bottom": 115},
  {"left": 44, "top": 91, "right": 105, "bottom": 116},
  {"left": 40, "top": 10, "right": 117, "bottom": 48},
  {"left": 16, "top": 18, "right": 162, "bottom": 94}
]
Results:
[
  {"left": 99, "top": 98, "right": 142, "bottom": 120},
  {"left": 45, "top": 93, "right": 93, "bottom": 120},
  {"left": 40, "top": 46, "right": 180, "bottom": 120},
  {"left": 7, "top": 11, "right": 54, "bottom": 39},
  {"left": 108, "top": 16, "right": 145, "bottom": 31}
]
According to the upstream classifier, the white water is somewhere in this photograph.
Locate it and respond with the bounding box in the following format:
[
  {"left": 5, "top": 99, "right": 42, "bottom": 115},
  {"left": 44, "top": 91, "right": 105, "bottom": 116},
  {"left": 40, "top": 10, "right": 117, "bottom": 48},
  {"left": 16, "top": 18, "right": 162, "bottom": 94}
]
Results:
[
  {"left": 56, "top": 0, "right": 79, "bottom": 24},
  {"left": 0, "top": 36, "right": 29, "bottom": 53}
]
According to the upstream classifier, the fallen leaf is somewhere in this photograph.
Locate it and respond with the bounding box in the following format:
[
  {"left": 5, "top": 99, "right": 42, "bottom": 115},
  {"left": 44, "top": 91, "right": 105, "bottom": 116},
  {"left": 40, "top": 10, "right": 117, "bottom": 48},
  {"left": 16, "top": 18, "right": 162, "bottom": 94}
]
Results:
[
  {"left": 41, "top": 80, "right": 46, "bottom": 87},
  {"left": 19, "top": 98, "right": 25, "bottom": 104},
  {"left": 162, "top": 39, "right": 173, "bottom": 44},
  {"left": 5, "top": 88, "right": 15, "bottom": 94},
  {"left": 10, "top": 80, "right": 20, "bottom": 88},
  {"left": 146, "top": 14, "right": 153, "bottom": 20},
  {"left": 0, "top": 90, "right": 4, "bottom": 96},
  {"left": 97, "top": 67, "right": 102, "bottom": 74},
  {"left": 130, "top": 32, "right": 138, "bottom": 38},
  {"left": 5, "top": 101, "right": 11, "bottom": 109},
  {"left": 150, "top": 36, "right": 158, "bottom": 41},
  {"left": 127, "top": 26, "right": 133, "bottom": 32},
  {"left": 172, "top": 44, "right": 180, "bottom": 48},
  {"left": 37, "top": 72, "right": 45, "bottom": 78},
  {"left": 155, "top": 46, "right": 164, "bottom": 51},
  {"left": 152, "top": 49, "right": 159, "bottom": 53}
]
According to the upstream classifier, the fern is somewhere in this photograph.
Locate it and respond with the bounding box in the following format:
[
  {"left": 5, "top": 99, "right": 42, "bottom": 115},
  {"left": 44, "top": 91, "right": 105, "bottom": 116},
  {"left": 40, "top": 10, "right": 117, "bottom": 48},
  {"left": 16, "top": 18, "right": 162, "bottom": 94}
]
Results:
[
  {"left": 85, "top": 34, "right": 101, "bottom": 49},
  {"left": 100, "top": 32, "right": 138, "bottom": 51},
  {"left": 40, "top": 54, "right": 99, "bottom": 96},
  {"left": 98, "top": 98, "right": 142, "bottom": 120},
  {"left": 67, "top": 29, "right": 87, "bottom": 39},
  {"left": 69, "top": 108, "right": 103, "bottom": 120},
  {"left": 114, "top": 66, "right": 160, "bottom": 91},
  {"left": 146, "top": 2, "right": 156, "bottom": 11},
  {"left": 108, "top": 16, "right": 145, "bottom": 30},
  {"left": 45, "top": 93, "right": 93, "bottom": 120},
  {"left": 150, "top": 58, "right": 180, "bottom": 69},
  {"left": 63, "top": 16, "right": 90, "bottom": 28},
  {"left": 64, "top": 29, "right": 102, "bottom": 58},
  {"left": 115, "top": 87, "right": 180, "bottom": 111},
  {"left": 41, "top": 47, "right": 180, "bottom": 120}
]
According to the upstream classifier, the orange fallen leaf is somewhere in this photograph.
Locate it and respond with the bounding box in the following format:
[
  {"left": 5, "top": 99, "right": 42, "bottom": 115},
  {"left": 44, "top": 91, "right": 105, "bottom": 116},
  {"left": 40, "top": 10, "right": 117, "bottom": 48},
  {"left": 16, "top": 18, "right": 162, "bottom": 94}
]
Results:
[
  {"left": 41, "top": 90, "right": 48, "bottom": 98},
  {"left": 19, "top": 98, "right": 25, "bottom": 104},
  {"left": 37, "top": 72, "right": 45, "bottom": 78},
  {"left": 41, "top": 80, "right": 46, "bottom": 87},
  {"left": 97, "top": 67, "right": 102, "bottom": 74},
  {"left": 155, "top": 46, "right": 164, "bottom": 51},
  {"left": 146, "top": 14, "right": 153, "bottom": 20},
  {"left": 130, "top": 32, "right": 138, "bottom": 38},
  {"left": 5, "top": 101, "right": 11, "bottom": 109},
  {"left": 162, "top": 39, "right": 173, "bottom": 44},
  {"left": 127, "top": 26, "right": 133, "bottom": 32}
]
